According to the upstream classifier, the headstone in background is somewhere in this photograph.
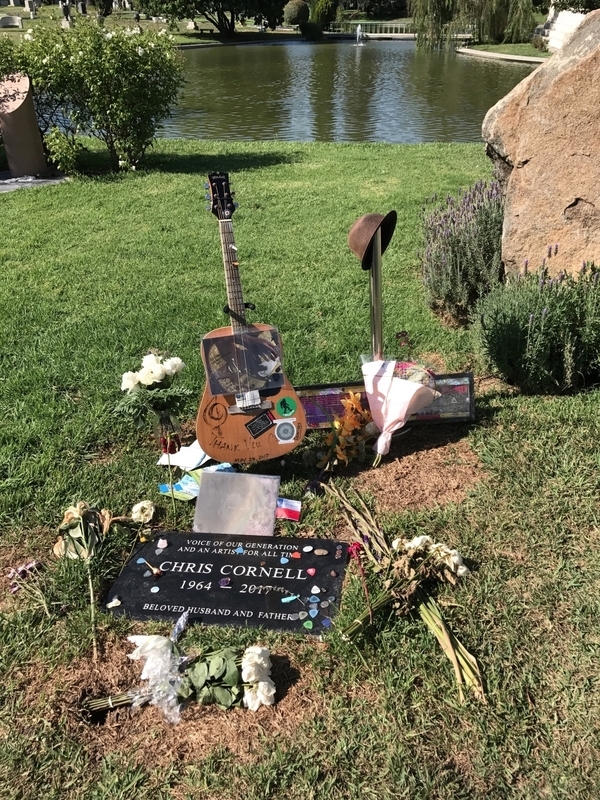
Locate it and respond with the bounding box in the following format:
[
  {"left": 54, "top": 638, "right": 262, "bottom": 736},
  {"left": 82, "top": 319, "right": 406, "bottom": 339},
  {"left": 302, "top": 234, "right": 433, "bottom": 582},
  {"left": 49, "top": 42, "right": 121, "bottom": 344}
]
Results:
[
  {"left": 483, "top": 10, "right": 600, "bottom": 276},
  {"left": 106, "top": 532, "right": 348, "bottom": 635},
  {"left": 0, "top": 74, "right": 50, "bottom": 178}
]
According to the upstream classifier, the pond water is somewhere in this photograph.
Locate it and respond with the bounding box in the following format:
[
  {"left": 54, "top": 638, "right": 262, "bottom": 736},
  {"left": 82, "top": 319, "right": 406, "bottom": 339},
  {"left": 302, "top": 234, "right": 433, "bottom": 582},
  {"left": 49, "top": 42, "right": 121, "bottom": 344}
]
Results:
[{"left": 162, "top": 40, "right": 535, "bottom": 143}]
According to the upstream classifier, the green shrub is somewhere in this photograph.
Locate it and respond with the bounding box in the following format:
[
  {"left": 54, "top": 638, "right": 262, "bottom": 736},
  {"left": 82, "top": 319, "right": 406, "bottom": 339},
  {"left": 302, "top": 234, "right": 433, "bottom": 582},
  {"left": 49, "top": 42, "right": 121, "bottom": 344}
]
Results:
[
  {"left": 283, "top": 0, "right": 310, "bottom": 25},
  {"left": 474, "top": 263, "right": 600, "bottom": 394},
  {"left": 532, "top": 34, "right": 548, "bottom": 51},
  {"left": 420, "top": 179, "right": 504, "bottom": 323},
  {"left": 299, "top": 20, "right": 323, "bottom": 38},
  {"left": 15, "top": 22, "right": 184, "bottom": 172}
]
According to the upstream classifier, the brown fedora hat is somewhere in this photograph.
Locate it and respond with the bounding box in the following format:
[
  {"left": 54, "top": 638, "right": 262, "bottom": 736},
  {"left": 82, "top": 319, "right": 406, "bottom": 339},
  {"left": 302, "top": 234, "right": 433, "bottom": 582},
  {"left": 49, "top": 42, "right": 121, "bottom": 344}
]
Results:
[{"left": 348, "top": 210, "right": 397, "bottom": 270}]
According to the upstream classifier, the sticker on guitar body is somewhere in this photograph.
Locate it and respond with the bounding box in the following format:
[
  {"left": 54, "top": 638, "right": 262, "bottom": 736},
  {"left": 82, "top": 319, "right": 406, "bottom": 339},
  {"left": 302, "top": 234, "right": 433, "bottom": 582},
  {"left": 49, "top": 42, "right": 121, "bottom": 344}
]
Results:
[{"left": 209, "top": 422, "right": 303, "bottom": 458}]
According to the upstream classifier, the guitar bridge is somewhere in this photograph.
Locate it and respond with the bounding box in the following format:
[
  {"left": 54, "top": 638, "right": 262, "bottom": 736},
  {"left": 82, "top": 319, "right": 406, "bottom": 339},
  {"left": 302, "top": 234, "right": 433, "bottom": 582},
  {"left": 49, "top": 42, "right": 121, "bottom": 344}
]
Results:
[{"left": 228, "top": 400, "right": 273, "bottom": 415}]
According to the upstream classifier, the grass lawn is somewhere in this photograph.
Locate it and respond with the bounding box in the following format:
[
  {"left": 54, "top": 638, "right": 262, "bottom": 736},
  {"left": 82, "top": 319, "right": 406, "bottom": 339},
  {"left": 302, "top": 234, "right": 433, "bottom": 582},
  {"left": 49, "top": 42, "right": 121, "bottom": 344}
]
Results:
[
  {"left": 470, "top": 43, "right": 551, "bottom": 59},
  {"left": 2, "top": 139, "right": 600, "bottom": 799}
]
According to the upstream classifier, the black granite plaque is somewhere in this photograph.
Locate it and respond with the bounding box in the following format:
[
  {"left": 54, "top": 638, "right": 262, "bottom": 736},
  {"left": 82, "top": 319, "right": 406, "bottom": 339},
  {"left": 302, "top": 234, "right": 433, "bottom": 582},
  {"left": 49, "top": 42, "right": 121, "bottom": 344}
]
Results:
[{"left": 105, "top": 532, "right": 348, "bottom": 636}]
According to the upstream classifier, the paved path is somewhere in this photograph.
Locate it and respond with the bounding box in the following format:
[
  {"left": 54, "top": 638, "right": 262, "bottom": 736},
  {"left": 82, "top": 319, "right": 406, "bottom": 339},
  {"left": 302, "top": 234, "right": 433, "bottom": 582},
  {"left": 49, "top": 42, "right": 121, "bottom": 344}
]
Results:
[
  {"left": 455, "top": 47, "right": 546, "bottom": 64},
  {"left": 0, "top": 172, "right": 65, "bottom": 193}
]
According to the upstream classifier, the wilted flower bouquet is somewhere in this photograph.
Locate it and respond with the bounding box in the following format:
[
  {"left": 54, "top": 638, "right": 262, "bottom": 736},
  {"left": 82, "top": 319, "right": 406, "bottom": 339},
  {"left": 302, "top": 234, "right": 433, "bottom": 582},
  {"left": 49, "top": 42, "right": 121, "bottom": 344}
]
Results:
[
  {"left": 84, "top": 613, "right": 276, "bottom": 723},
  {"left": 324, "top": 483, "right": 485, "bottom": 703}
]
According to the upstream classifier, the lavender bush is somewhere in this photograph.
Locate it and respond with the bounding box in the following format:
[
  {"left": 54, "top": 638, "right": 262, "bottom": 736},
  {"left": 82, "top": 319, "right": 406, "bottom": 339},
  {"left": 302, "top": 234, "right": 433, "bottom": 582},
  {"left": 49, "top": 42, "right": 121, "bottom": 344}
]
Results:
[
  {"left": 474, "top": 263, "right": 600, "bottom": 394},
  {"left": 420, "top": 180, "right": 504, "bottom": 322}
]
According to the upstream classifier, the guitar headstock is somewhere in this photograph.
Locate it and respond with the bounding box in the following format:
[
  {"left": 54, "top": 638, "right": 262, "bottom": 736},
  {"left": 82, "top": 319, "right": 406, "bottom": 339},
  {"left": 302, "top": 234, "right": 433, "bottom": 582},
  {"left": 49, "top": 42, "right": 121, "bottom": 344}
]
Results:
[{"left": 207, "top": 173, "right": 236, "bottom": 220}]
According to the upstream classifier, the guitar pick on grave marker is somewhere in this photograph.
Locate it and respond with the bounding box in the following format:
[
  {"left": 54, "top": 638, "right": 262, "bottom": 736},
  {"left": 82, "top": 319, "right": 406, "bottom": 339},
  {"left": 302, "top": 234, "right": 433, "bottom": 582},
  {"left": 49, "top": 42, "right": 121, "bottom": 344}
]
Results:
[
  {"left": 309, "top": 609, "right": 319, "bottom": 619},
  {"left": 298, "top": 611, "right": 308, "bottom": 620},
  {"left": 306, "top": 567, "right": 316, "bottom": 576},
  {"left": 280, "top": 556, "right": 289, "bottom": 564},
  {"left": 303, "top": 620, "right": 314, "bottom": 630}
]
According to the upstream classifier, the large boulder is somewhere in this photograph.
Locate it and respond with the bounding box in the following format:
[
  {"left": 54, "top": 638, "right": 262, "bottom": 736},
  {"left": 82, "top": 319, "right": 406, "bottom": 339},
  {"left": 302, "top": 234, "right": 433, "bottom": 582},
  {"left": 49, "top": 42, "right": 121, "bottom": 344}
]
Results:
[{"left": 482, "top": 10, "right": 600, "bottom": 275}]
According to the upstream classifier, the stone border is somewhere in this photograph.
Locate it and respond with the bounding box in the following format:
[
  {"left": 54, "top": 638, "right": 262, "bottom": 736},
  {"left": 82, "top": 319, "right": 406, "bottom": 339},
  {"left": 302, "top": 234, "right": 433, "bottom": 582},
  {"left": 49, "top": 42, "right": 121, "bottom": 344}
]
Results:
[{"left": 455, "top": 47, "right": 546, "bottom": 64}]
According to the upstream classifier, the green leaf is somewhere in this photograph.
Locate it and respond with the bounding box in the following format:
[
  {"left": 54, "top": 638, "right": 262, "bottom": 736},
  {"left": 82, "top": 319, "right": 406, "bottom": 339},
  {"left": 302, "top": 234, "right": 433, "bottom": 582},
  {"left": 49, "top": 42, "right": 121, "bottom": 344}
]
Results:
[
  {"left": 222, "top": 658, "right": 240, "bottom": 688},
  {"left": 213, "top": 686, "right": 233, "bottom": 709},
  {"left": 188, "top": 660, "right": 208, "bottom": 690},
  {"left": 177, "top": 676, "right": 194, "bottom": 701},
  {"left": 208, "top": 656, "right": 225, "bottom": 680},
  {"left": 198, "top": 685, "right": 214, "bottom": 705}
]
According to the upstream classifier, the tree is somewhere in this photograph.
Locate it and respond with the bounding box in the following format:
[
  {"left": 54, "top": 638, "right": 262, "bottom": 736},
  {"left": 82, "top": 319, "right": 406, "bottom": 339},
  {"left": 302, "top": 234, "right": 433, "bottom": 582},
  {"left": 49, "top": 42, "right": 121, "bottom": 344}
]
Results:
[
  {"left": 283, "top": 0, "right": 310, "bottom": 24},
  {"left": 15, "top": 23, "right": 184, "bottom": 170},
  {"left": 409, "top": 0, "right": 537, "bottom": 48},
  {"left": 135, "top": 0, "right": 286, "bottom": 35}
]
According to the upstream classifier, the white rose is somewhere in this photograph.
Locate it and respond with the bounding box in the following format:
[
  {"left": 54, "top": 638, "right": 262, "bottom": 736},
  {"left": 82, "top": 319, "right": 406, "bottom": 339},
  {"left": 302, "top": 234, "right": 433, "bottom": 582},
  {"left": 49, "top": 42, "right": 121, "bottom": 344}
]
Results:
[
  {"left": 241, "top": 662, "right": 270, "bottom": 684},
  {"left": 137, "top": 364, "right": 166, "bottom": 386},
  {"left": 121, "top": 370, "right": 140, "bottom": 392},
  {"left": 256, "top": 678, "right": 276, "bottom": 706},
  {"left": 404, "top": 535, "right": 433, "bottom": 551},
  {"left": 141, "top": 353, "right": 162, "bottom": 368},
  {"left": 243, "top": 685, "right": 262, "bottom": 711},
  {"left": 163, "top": 357, "right": 185, "bottom": 376},
  {"left": 131, "top": 500, "right": 155, "bottom": 524}
]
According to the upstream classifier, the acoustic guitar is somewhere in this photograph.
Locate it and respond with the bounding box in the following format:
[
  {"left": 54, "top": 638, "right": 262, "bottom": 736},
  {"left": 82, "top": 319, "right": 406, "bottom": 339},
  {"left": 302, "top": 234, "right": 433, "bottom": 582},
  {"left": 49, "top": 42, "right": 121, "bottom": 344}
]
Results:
[{"left": 196, "top": 172, "right": 306, "bottom": 464}]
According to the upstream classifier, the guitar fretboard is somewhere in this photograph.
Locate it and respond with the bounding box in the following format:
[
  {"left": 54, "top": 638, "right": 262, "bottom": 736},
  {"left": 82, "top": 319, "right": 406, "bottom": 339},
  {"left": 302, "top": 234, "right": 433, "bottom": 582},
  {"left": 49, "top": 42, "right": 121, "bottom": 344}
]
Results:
[{"left": 219, "top": 219, "right": 247, "bottom": 332}]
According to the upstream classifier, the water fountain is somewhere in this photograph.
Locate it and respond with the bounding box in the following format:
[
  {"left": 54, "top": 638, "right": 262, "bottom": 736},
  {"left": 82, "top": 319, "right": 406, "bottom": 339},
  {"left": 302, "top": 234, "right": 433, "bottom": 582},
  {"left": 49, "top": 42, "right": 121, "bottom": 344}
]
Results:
[{"left": 355, "top": 24, "right": 365, "bottom": 46}]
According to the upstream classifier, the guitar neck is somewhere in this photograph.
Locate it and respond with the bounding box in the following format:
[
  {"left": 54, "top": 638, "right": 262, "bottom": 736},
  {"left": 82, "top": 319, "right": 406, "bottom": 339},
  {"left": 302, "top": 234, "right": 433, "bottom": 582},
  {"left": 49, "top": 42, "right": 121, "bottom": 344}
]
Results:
[{"left": 219, "top": 218, "right": 247, "bottom": 332}]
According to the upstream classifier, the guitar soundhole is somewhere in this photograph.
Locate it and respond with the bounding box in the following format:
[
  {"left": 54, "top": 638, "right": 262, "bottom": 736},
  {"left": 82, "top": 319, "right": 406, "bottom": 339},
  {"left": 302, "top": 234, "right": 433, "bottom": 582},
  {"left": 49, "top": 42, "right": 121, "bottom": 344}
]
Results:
[{"left": 203, "top": 328, "right": 284, "bottom": 397}]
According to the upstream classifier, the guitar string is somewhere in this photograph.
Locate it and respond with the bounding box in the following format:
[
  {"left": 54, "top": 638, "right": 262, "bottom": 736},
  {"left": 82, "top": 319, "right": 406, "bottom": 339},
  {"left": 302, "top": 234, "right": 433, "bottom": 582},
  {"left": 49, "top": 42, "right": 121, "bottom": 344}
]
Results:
[
  {"left": 217, "top": 195, "right": 244, "bottom": 401},
  {"left": 220, "top": 200, "right": 253, "bottom": 401}
]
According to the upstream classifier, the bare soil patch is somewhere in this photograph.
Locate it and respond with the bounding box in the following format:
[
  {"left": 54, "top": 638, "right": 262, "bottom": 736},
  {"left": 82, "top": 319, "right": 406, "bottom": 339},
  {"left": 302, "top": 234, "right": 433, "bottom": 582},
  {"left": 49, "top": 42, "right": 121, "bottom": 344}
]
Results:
[
  {"left": 25, "top": 632, "right": 323, "bottom": 771},
  {"left": 353, "top": 424, "right": 483, "bottom": 514}
]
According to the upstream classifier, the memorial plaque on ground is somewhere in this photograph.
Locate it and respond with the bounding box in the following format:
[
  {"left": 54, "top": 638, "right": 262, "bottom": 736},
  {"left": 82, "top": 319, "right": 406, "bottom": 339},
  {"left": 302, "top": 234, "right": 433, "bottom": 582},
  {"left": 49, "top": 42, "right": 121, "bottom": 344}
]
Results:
[{"left": 106, "top": 532, "right": 348, "bottom": 635}]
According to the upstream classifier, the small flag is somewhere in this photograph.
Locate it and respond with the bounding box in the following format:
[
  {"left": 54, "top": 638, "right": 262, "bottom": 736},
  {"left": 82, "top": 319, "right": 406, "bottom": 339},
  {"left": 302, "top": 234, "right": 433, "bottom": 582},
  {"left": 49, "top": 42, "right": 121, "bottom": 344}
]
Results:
[{"left": 276, "top": 497, "right": 302, "bottom": 522}]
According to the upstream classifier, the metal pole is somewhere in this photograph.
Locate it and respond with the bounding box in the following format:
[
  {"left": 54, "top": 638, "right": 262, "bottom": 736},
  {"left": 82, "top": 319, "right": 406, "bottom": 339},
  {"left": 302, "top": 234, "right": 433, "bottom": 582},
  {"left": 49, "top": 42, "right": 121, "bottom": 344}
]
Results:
[{"left": 370, "top": 228, "right": 383, "bottom": 361}]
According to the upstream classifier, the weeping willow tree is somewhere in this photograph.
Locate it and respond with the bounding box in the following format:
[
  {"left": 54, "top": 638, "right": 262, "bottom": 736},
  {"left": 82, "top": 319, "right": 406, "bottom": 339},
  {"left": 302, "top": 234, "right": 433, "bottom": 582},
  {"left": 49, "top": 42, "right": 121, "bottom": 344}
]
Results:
[{"left": 410, "top": 0, "right": 536, "bottom": 48}]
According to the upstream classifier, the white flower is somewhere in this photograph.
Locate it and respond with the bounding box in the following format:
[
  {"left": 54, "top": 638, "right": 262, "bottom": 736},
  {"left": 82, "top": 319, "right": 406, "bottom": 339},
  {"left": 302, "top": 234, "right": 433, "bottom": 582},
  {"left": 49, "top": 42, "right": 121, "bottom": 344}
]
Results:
[
  {"left": 78, "top": 50, "right": 83, "bottom": 56},
  {"left": 241, "top": 645, "right": 271, "bottom": 683},
  {"left": 23, "top": 33, "right": 33, "bottom": 41},
  {"left": 241, "top": 661, "right": 270, "bottom": 684},
  {"left": 243, "top": 685, "right": 261, "bottom": 711},
  {"left": 131, "top": 500, "right": 155, "bottom": 524},
  {"left": 163, "top": 357, "right": 185, "bottom": 376},
  {"left": 141, "top": 353, "right": 162, "bottom": 368},
  {"left": 42, "top": 57, "right": 49, "bottom": 64},
  {"left": 137, "top": 46, "right": 145, "bottom": 56},
  {"left": 391, "top": 537, "right": 402, "bottom": 551},
  {"left": 121, "top": 370, "right": 140, "bottom": 392},
  {"left": 404, "top": 535, "right": 434, "bottom": 551},
  {"left": 158, "top": 27, "right": 167, "bottom": 35},
  {"left": 105, "top": 31, "right": 113, "bottom": 39},
  {"left": 243, "top": 677, "right": 276, "bottom": 711},
  {"left": 256, "top": 678, "right": 276, "bottom": 706},
  {"left": 137, "top": 362, "right": 166, "bottom": 385}
]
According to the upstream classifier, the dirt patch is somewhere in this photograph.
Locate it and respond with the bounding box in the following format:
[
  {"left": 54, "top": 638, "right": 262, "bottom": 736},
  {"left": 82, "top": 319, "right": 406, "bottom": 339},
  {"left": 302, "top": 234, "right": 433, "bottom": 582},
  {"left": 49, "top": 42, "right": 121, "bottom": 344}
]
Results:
[
  {"left": 21, "top": 631, "right": 322, "bottom": 770},
  {"left": 0, "top": 527, "right": 55, "bottom": 613},
  {"left": 353, "top": 424, "right": 483, "bottom": 514}
]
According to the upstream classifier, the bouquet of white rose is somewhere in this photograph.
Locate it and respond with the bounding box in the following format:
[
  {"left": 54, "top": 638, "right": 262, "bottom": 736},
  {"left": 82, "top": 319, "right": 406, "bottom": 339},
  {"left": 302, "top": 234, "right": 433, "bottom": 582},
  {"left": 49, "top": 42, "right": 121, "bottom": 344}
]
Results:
[
  {"left": 83, "top": 616, "right": 277, "bottom": 722},
  {"left": 117, "top": 351, "right": 191, "bottom": 451}
]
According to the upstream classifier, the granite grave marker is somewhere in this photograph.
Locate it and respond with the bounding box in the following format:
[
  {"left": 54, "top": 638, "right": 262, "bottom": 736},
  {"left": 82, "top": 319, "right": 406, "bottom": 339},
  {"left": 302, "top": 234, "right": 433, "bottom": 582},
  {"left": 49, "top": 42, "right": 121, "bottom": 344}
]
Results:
[{"left": 106, "top": 532, "right": 348, "bottom": 635}]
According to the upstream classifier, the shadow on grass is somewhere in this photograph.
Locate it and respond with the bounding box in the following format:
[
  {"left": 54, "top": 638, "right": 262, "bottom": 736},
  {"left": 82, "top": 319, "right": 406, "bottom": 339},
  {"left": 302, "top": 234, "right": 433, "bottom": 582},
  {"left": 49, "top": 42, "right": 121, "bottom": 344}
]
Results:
[
  {"left": 73, "top": 145, "right": 305, "bottom": 180},
  {"left": 144, "top": 147, "right": 305, "bottom": 175}
]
